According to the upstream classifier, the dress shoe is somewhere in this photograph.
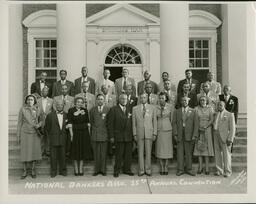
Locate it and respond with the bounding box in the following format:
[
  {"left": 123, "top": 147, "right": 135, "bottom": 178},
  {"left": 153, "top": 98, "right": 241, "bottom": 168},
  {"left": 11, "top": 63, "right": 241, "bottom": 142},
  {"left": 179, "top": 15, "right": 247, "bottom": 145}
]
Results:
[
  {"left": 214, "top": 171, "right": 222, "bottom": 176},
  {"left": 160, "top": 172, "right": 163, "bottom": 175},
  {"left": 113, "top": 173, "right": 119, "bottom": 178},
  {"left": 124, "top": 172, "right": 134, "bottom": 176},
  {"left": 145, "top": 173, "right": 152, "bottom": 177},
  {"left": 101, "top": 172, "right": 107, "bottom": 176},
  {"left": 176, "top": 171, "right": 184, "bottom": 176},
  {"left": 60, "top": 172, "right": 67, "bottom": 176},
  {"left": 93, "top": 172, "right": 99, "bottom": 176},
  {"left": 138, "top": 173, "right": 144, "bottom": 177},
  {"left": 51, "top": 174, "right": 57, "bottom": 178},
  {"left": 31, "top": 170, "right": 37, "bottom": 179},
  {"left": 224, "top": 173, "right": 231, "bottom": 178},
  {"left": 197, "top": 168, "right": 204, "bottom": 174},
  {"left": 79, "top": 172, "right": 84, "bottom": 176},
  {"left": 205, "top": 171, "right": 210, "bottom": 175},
  {"left": 74, "top": 172, "right": 79, "bottom": 176},
  {"left": 164, "top": 172, "right": 169, "bottom": 175},
  {"left": 186, "top": 171, "right": 196, "bottom": 176}
]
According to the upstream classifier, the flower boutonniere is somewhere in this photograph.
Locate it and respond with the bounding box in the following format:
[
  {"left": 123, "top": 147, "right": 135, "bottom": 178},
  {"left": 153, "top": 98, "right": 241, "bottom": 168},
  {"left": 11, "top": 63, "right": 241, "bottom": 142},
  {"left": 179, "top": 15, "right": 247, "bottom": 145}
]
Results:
[
  {"left": 229, "top": 99, "right": 234, "bottom": 105},
  {"left": 191, "top": 83, "right": 195, "bottom": 89},
  {"left": 128, "top": 113, "right": 132, "bottom": 119},
  {"left": 80, "top": 110, "right": 85, "bottom": 115},
  {"left": 101, "top": 113, "right": 106, "bottom": 120},
  {"left": 130, "top": 99, "right": 134, "bottom": 104}
]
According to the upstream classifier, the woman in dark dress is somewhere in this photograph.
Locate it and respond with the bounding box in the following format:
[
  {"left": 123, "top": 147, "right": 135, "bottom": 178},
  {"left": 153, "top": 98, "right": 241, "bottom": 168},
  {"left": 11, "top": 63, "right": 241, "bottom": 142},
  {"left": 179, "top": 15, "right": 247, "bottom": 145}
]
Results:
[{"left": 68, "top": 96, "right": 92, "bottom": 176}]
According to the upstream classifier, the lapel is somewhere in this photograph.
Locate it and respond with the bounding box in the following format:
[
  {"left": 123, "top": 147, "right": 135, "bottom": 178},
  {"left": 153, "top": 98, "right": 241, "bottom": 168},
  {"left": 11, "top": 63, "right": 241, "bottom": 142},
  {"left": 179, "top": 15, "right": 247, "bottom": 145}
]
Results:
[
  {"left": 185, "top": 107, "right": 192, "bottom": 121},
  {"left": 177, "top": 108, "right": 182, "bottom": 122},
  {"left": 54, "top": 111, "right": 60, "bottom": 129}
]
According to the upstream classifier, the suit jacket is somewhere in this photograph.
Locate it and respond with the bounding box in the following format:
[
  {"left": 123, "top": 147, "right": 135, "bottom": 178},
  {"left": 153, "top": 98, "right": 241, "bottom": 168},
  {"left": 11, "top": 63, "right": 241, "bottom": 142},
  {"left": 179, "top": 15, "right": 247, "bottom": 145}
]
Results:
[
  {"left": 44, "top": 111, "right": 68, "bottom": 146},
  {"left": 213, "top": 110, "right": 236, "bottom": 143},
  {"left": 163, "top": 89, "right": 177, "bottom": 108},
  {"left": 200, "top": 80, "right": 221, "bottom": 95},
  {"left": 219, "top": 94, "right": 239, "bottom": 124},
  {"left": 127, "top": 95, "right": 138, "bottom": 110},
  {"left": 37, "top": 97, "right": 53, "bottom": 128},
  {"left": 103, "top": 94, "right": 116, "bottom": 108},
  {"left": 52, "top": 80, "right": 75, "bottom": 97},
  {"left": 96, "top": 79, "right": 115, "bottom": 95},
  {"left": 172, "top": 107, "right": 196, "bottom": 142},
  {"left": 108, "top": 105, "right": 133, "bottom": 142},
  {"left": 138, "top": 93, "right": 158, "bottom": 106},
  {"left": 89, "top": 106, "right": 110, "bottom": 142},
  {"left": 115, "top": 77, "right": 136, "bottom": 97},
  {"left": 176, "top": 92, "right": 198, "bottom": 109},
  {"left": 156, "top": 103, "right": 172, "bottom": 132},
  {"left": 132, "top": 104, "right": 157, "bottom": 140},
  {"left": 75, "top": 92, "right": 95, "bottom": 111},
  {"left": 31, "top": 81, "right": 52, "bottom": 98},
  {"left": 177, "top": 78, "right": 200, "bottom": 94},
  {"left": 137, "top": 80, "right": 158, "bottom": 96},
  {"left": 53, "top": 95, "right": 74, "bottom": 114},
  {"left": 74, "top": 76, "right": 96, "bottom": 95}
]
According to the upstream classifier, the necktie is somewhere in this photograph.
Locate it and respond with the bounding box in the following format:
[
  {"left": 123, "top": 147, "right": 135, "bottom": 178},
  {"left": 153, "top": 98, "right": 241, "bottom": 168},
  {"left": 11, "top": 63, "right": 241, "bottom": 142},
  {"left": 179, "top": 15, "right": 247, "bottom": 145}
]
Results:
[
  {"left": 99, "top": 106, "right": 102, "bottom": 113},
  {"left": 123, "top": 105, "right": 126, "bottom": 114},
  {"left": 143, "top": 104, "right": 146, "bottom": 118},
  {"left": 147, "top": 94, "right": 150, "bottom": 104},
  {"left": 57, "top": 111, "right": 63, "bottom": 115},
  {"left": 182, "top": 108, "right": 186, "bottom": 122},
  {"left": 160, "top": 106, "right": 164, "bottom": 117},
  {"left": 123, "top": 78, "right": 127, "bottom": 91},
  {"left": 63, "top": 96, "right": 66, "bottom": 105}
]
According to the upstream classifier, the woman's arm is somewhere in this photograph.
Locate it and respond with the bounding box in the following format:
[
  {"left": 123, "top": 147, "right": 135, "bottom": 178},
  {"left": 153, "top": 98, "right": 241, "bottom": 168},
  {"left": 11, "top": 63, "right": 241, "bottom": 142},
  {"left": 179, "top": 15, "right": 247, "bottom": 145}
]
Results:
[{"left": 16, "top": 108, "right": 23, "bottom": 144}]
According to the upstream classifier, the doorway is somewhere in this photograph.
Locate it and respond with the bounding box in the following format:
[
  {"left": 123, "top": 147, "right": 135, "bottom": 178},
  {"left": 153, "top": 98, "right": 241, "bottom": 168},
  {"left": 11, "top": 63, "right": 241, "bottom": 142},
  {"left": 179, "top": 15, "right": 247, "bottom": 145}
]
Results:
[{"left": 104, "top": 66, "right": 123, "bottom": 83}]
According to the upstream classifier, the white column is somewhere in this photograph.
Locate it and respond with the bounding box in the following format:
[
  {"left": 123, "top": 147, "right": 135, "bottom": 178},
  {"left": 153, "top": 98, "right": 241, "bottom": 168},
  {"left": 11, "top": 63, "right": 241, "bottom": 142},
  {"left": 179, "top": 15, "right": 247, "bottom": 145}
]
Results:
[
  {"left": 149, "top": 40, "right": 160, "bottom": 83},
  {"left": 160, "top": 3, "right": 189, "bottom": 88},
  {"left": 221, "top": 4, "right": 247, "bottom": 116},
  {"left": 9, "top": 4, "right": 23, "bottom": 116},
  {"left": 57, "top": 4, "right": 86, "bottom": 82}
]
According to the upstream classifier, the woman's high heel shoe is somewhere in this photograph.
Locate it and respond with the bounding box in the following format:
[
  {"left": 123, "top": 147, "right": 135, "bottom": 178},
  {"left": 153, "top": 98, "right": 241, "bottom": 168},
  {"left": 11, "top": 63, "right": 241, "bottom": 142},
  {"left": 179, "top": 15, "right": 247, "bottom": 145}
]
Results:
[
  {"left": 31, "top": 169, "right": 36, "bottom": 179},
  {"left": 20, "top": 171, "right": 27, "bottom": 179},
  {"left": 197, "top": 168, "right": 204, "bottom": 174}
]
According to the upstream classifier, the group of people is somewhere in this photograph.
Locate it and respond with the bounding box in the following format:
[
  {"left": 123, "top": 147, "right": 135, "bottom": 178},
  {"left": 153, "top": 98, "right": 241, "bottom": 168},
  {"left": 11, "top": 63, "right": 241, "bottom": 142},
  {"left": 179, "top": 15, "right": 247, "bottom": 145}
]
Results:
[{"left": 17, "top": 66, "right": 238, "bottom": 179}]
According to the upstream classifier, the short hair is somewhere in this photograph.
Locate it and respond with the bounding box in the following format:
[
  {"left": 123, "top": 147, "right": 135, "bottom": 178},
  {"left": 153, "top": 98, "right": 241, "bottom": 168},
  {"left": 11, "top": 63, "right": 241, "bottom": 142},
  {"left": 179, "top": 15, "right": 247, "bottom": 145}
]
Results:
[
  {"left": 202, "top": 82, "right": 210, "bottom": 87},
  {"left": 162, "top": 72, "right": 169, "bottom": 76},
  {"left": 218, "top": 101, "right": 226, "bottom": 106},
  {"left": 159, "top": 91, "right": 169, "bottom": 102},
  {"left": 183, "top": 82, "right": 190, "bottom": 87},
  {"left": 180, "top": 96, "right": 190, "bottom": 102},
  {"left": 145, "top": 81, "right": 152, "bottom": 87},
  {"left": 140, "top": 92, "right": 147, "bottom": 97},
  {"left": 144, "top": 70, "right": 150, "bottom": 75},
  {"left": 81, "top": 66, "right": 87, "bottom": 71},
  {"left": 198, "top": 95, "right": 209, "bottom": 105},
  {"left": 103, "top": 68, "right": 110, "bottom": 73},
  {"left": 122, "top": 68, "right": 129, "bottom": 72},
  {"left": 24, "top": 94, "right": 37, "bottom": 105},
  {"left": 96, "top": 93, "right": 104, "bottom": 99},
  {"left": 59, "top": 70, "right": 67, "bottom": 75},
  {"left": 223, "top": 85, "right": 231, "bottom": 90},
  {"left": 119, "top": 93, "right": 127, "bottom": 100},
  {"left": 164, "top": 79, "right": 171, "bottom": 84},
  {"left": 74, "top": 96, "right": 85, "bottom": 104},
  {"left": 185, "top": 69, "right": 192, "bottom": 73}
]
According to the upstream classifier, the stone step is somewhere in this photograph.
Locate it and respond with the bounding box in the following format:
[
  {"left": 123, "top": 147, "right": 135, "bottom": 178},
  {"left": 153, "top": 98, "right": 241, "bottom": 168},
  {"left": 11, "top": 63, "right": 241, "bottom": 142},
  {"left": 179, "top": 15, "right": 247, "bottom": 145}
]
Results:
[
  {"left": 233, "top": 137, "right": 247, "bottom": 145},
  {"left": 232, "top": 145, "right": 247, "bottom": 154},
  {"left": 8, "top": 161, "right": 247, "bottom": 176}
]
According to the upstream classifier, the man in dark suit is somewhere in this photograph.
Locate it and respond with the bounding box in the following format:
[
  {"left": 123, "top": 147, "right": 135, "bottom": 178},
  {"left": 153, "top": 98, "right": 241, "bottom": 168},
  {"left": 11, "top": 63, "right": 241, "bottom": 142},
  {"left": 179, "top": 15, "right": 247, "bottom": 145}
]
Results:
[
  {"left": 52, "top": 70, "right": 75, "bottom": 97},
  {"left": 177, "top": 69, "right": 200, "bottom": 94},
  {"left": 219, "top": 85, "right": 239, "bottom": 124},
  {"left": 30, "top": 71, "right": 52, "bottom": 98},
  {"left": 74, "top": 66, "right": 96, "bottom": 95},
  {"left": 126, "top": 84, "right": 138, "bottom": 109},
  {"left": 44, "top": 101, "right": 68, "bottom": 178},
  {"left": 137, "top": 70, "right": 158, "bottom": 96},
  {"left": 176, "top": 83, "right": 198, "bottom": 109},
  {"left": 138, "top": 82, "right": 158, "bottom": 106},
  {"left": 90, "top": 94, "right": 110, "bottom": 176},
  {"left": 108, "top": 94, "right": 134, "bottom": 177},
  {"left": 172, "top": 96, "right": 196, "bottom": 176}
]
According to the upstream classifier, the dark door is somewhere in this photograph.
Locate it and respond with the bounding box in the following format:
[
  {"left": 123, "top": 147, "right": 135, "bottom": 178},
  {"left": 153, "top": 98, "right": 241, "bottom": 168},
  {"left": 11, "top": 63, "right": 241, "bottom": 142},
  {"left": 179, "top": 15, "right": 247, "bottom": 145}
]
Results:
[
  {"left": 104, "top": 66, "right": 123, "bottom": 83},
  {"left": 191, "top": 69, "right": 209, "bottom": 85}
]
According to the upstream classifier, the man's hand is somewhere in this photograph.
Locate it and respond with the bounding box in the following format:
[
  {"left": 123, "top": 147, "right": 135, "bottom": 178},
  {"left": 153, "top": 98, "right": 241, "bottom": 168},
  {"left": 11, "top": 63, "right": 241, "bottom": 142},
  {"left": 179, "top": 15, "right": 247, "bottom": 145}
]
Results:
[
  {"left": 226, "top": 140, "right": 232, "bottom": 146},
  {"left": 134, "top": 135, "right": 137, "bottom": 142},
  {"left": 110, "top": 138, "right": 114, "bottom": 143},
  {"left": 153, "top": 135, "right": 157, "bottom": 141},
  {"left": 192, "top": 136, "right": 198, "bottom": 141}
]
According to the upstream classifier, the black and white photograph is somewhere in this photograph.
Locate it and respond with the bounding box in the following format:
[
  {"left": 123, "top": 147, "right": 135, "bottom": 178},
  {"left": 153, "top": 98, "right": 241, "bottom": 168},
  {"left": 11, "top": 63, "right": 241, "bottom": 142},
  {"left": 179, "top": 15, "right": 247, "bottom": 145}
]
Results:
[{"left": 0, "top": 0, "right": 256, "bottom": 203}]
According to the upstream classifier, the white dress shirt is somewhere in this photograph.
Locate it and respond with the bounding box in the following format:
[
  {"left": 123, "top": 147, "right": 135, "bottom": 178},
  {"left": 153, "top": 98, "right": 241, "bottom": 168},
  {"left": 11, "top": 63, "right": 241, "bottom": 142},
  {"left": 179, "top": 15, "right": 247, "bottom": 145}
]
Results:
[
  {"left": 98, "top": 105, "right": 103, "bottom": 113},
  {"left": 119, "top": 104, "right": 126, "bottom": 113},
  {"left": 40, "top": 80, "right": 45, "bottom": 91},
  {"left": 42, "top": 97, "right": 48, "bottom": 113},
  {"left": 61, "top": 79, "right": 66, "bottom": 85},
  {"left": 182, "top": 106, "right": 189, "bottom": 127},
  {"left": 81, "top": 76, "right": 88, "bottom": 85},
  {"left": 214, "top": 110, "right": 224, "bottom": 130},
  {"left": 57, "top": 113, "right": 63, "bottom": 130}
]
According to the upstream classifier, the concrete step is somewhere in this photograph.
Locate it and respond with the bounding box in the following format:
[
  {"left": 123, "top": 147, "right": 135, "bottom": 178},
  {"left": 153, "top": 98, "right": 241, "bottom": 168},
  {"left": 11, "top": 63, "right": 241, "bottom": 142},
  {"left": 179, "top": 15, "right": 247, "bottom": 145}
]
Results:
[
  {"left": 8, "top": 161, "right": 247, "bottom": 176},
  {"left": 232, "top": 145, "right": 247, "bottom": 154},
  {"left": 233, "top": 137, "right": 247, "bottom": 145}
]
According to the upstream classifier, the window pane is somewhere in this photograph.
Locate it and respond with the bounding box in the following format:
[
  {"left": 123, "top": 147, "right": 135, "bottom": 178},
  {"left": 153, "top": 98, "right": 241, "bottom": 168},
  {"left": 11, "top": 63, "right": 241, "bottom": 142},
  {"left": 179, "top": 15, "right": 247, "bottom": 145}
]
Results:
[
  {"left": 35, "top": 70, "right": 57, "bottom": 83},
  {"left": 196, "top": 40, "right": 201, "bottom": 48},
  {"left": 196, "top": 59, "right": 201, "bottom": 67},
  {"left": 51, "top": 50, "right": 57, "bottom": 58},
  {"left": 36, "top": 40, "right": 42, "bottom": 48},
  {"left": 51, "top": 59, "right": 57, "bottom": 67},
  {"left": 36, "top": 59, "right": 43, "bottom": 67},
  {"left": 189, "top": 60, "right": 194, "bottom": 67},
  {"left": 203, "top": 40, "right": 209, "bottom": 48},
  {"left": 36, "top": 49, "right": 42, "bottom": 58},
  {"left": 43, "top": 40, "right": 50, "bottom": 48},
  {"left": 51, "top": 40, "right": 57, "bottom": 48},
  {"left": 44, "top": 50, "right": 50, "bottom": 58},
  {"left": 203, "top": 59, "right": 209, "bottom": 67},
  {"left": 44, "top": 59, "right": 50, "bottom": 67},
  {"left": 203, "top": 50, "right": 209, "bottom": 58},
  {"left": 195, "top": 50, "right": 201, "bottom": 58},
  {"left": 189, "top": 40, "right": 194, "bottom": 48},
  {"left": 189, "top": 50, "right": 194, "bottom": 58}
]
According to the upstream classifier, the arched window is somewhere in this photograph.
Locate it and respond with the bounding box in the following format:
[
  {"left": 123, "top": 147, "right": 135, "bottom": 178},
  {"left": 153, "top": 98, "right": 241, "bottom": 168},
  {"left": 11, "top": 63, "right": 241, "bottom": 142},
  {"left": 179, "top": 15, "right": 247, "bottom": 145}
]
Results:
[{"left": 105, "top": 45, "right": 142, "bottom": 64}]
